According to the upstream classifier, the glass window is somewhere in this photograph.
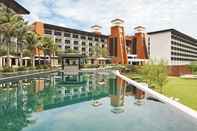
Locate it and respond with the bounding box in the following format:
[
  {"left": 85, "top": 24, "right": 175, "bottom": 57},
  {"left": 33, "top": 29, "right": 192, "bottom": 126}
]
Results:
[
  {"left": 64, "top": 32, "right": 71, "bottom": 37},
  {"left": 54, "top": 31, "right": 61, "bottom": 36}
]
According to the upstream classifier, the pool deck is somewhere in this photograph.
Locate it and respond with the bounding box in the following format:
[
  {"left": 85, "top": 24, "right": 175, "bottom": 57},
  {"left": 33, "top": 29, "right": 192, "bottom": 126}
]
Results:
[{"left": 113, "top": 70, "right": 197, "bottom": 120}]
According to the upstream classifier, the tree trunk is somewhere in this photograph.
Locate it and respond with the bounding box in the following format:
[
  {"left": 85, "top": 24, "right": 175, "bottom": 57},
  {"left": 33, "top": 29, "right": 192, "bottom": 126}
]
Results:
[
  {"left": 7, "top": 38, "right": 11, "bottom": 67},
  {"left": 19, "top": 52, "right": 23, "bottom": 67},
  {"left": 32, "top": 54, "right": 35, "bottom": 67}
]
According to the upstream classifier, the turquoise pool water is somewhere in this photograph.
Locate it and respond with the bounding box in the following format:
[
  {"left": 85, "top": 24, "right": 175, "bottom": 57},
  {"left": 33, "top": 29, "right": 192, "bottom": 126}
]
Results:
[{"left": 0, "top": 72, "right": 197, "bottom": 131}]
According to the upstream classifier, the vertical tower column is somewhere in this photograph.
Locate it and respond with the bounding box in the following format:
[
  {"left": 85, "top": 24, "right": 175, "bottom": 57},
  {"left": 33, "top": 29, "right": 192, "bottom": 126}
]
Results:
[
  {"left": 134, "top": 26, "right": 149, "bottom": 60},
  {"left": 108, "top": 19, "right": 128, "bottom": 64}
]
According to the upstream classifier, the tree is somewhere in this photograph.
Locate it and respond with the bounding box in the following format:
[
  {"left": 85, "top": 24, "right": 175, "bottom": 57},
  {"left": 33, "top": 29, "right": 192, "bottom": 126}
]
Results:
[
  {"left": 41, "top": 36, "right": 58, "bottom": 67},
  {"left": 25, "top": 32, "right": 39, "bottom": 67},
  {"left": 188, "top": 61, "right": 197, "bottom": 74},
  {"left": 15, "top": 19, "right": 30, "bottom": 67},
  {"left": 140, "top": 59, "right": 168, "bottom": 93},
  {"left": 140, "top": 60, "right": 155, "bottom": 86},
  {"left": 0, "top": 5, "right": 25, "bottom": 67},
  {"left": 101, "top": 47, "right": 109, "bottom": 57},
  {"left": 153, "top": 60, "right": 168, "bottom": 93}
]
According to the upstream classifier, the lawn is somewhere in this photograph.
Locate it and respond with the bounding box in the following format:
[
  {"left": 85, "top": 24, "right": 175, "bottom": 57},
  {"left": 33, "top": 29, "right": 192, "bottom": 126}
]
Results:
[{"left": 163, "top": 77, "right": 197, "bottom": 111}]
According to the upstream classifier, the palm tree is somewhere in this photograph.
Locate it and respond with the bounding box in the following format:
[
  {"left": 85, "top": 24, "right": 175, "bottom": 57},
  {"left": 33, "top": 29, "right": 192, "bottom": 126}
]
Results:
[
  {"left": 41, "top": 37, "right": 58, "bottom": 67},
  {"left": 25, "top": 32, "right": 39, "bottom": 67},
  {"left": 0, "top": 5, "right": 24, "bottom": 67},
  {"left": 16, "top": 19, "right": 30, "bottom": 67}
]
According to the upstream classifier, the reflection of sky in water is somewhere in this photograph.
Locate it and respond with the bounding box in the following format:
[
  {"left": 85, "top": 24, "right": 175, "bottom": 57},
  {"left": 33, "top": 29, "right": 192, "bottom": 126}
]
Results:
[
  {"left": 0, "top": 72, "right": 197, "bottom": 131},
  {"left": 23, "top": 95, "right": 197, "bottom": 131}
]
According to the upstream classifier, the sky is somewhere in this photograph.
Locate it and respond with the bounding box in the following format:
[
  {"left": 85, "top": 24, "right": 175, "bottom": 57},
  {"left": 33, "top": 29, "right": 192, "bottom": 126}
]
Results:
[{"left": 17, "top": 0, "right": 197, "bottom": 38}]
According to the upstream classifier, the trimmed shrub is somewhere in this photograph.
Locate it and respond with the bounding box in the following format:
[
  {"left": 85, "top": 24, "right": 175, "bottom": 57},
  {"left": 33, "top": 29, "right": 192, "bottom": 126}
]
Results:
[{"left": 2, "top": 66, "right": 14, "bottom": 72}]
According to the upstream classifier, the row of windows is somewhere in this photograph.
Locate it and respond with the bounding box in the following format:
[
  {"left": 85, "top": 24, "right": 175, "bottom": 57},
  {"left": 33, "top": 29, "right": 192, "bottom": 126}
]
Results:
[
  {"left": 171, "top": 46, "right": 197, "bottom": 55},
  {"left": 171, "top": 34, "right": 197, "bottom": 47},
  {"left": 171, "top": 57, "right": 197, "bottom": 61},
  {"left": 171, "top": 52, "right": 197, "bottom": 58},
  {"left": 45, "top": 29, "right": 105, "bottom": 42},
  {"left": 64, "top": 46, "right": 95, "bottom": 52},
  {"left": 57, "top": 39, "right": 104, "bottom": 47},
  {"left": 171, "top": 41, "right": 197, "bottom": 51}
]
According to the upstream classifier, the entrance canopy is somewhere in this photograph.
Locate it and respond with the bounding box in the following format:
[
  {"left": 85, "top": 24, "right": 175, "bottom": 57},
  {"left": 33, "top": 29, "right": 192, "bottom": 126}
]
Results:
[{"left": 60, "top": 53, "right": 85, "bottom": 70}]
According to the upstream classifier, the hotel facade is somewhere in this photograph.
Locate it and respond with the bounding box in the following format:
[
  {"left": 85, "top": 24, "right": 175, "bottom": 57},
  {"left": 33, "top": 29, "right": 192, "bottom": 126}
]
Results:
[
  {"left": 1, "top": 0, "right": 197, "bottom": 76},
  {"left": 148, "top": 29, "right": 197, "bottom": 75}
]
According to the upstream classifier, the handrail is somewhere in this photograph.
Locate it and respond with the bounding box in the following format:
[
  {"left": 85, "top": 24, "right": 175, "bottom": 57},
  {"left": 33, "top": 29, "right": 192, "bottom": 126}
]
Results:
[{"left": 113, "top": 70, "right": 197, "bottom": 120}]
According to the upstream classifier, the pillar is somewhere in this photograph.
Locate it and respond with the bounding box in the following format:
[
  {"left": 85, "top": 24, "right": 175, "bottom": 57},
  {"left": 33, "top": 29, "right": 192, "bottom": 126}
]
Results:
[{"left": 108, "top": 19, "right": 128, "bottom": 64}]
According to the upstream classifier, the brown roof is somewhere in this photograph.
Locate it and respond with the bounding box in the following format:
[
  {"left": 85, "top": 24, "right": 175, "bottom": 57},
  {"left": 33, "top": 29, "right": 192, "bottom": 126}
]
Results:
[
  {"left": 0, "top": 0, "right": 30, "bottom": 14},
  {"left": 44, "top": 23, "right": 108, "bottom": 38}
]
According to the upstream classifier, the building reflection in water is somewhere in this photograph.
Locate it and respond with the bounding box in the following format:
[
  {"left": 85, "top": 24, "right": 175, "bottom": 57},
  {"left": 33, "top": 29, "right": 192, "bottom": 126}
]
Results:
[
  {"left": 0, "top": 72, "right": 147, "bottom": 130},
  {"left": 133, "top": 87, "right": 146, "bottom": 105},
  {"left": 35, "top": 79, "right": 45, "bottom": 93},
  {"left": 109, "top": 77, "right": 146, "bottom": 114},
  {"left": 109, "top": 77, "right": 126, "bottom": 113}
]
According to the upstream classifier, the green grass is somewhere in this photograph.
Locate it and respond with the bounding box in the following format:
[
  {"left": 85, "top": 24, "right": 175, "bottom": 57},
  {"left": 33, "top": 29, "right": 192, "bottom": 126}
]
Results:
[{"left": 163, "top": 77, "right": 197, "bottom": 111}]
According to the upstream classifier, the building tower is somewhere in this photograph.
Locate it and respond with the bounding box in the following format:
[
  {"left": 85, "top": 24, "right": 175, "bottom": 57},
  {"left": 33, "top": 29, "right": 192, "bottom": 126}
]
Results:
[
  {"left": 108, "top": 19, "right": 128, "bottom": 64},
  {"left": 134, "top": 26, "right": 149, "bottom": 60},
  {"left": 91, "top": 25, "right": 102, "bottom": 36}
]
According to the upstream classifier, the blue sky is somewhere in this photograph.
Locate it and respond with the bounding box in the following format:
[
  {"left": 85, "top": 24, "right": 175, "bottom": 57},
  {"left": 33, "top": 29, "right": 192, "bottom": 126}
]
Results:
[{"left": 18, "top": 0, "right": 197, "bottom": 38}]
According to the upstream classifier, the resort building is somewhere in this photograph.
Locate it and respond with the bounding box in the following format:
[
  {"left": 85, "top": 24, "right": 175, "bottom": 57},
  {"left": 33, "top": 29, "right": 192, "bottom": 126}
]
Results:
[
  {"left": 0, "top": 0, "right": 30, "bottom": 68},
  {"left": 33, "top": 22, "right": 109, "bottom": 65},
  {"left": 148, "top": 29, "right": 197, "bottom": 76},
  {"left": 0, "top": 0, "right": 30, "bottom": 15},
  {"left": 108, "top": 19, "right": 149, "bottom": 65},
  {"left": 108, "top": 19, "right": 128, "bottom": 64}
]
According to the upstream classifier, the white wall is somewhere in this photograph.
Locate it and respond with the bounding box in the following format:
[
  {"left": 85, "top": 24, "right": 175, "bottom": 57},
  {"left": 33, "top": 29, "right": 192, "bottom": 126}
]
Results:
[{"left": 149, "top": 32, "right": 171, "bottom": 65}]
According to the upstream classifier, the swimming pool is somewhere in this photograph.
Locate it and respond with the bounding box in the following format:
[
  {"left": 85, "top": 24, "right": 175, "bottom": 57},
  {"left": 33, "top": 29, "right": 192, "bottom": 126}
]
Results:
[{"left": 0, "top": 71, "right": 197, "bottom": 131}]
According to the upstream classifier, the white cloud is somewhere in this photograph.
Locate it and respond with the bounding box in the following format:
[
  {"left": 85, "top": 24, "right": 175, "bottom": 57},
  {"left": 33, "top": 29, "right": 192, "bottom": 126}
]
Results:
[{"left": 18, "top": 0, "right": 197, "bottom": 38}]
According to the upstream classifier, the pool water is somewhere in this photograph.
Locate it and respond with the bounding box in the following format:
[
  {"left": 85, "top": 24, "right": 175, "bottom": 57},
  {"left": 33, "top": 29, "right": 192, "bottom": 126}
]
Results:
[{"left": 0, "top": 72, "right": 197, "bottom": 131}]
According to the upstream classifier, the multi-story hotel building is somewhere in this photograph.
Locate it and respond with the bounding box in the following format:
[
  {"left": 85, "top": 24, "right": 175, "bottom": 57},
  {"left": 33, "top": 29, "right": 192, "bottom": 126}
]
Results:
[
  {"left": 0, "top": 0, "right": 30, "bottom": 68},
  {"left": 33, "top": 22, "right": 108, "bottom": 57},
  {"left": 148, "top": 29, "right": 197, "bottom": 75},
  {"left": 0, "top": 0, "right": 30, "bottom": 15}
]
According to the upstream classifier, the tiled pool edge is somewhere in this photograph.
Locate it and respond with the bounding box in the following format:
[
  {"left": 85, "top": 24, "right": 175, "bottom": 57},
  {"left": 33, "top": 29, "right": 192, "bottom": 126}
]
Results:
[
  {"left": 0, "top": 69, "right": 60, "bottom": 82},
  {"left": 113, "top": 70, "right": 197, "bottom": 120}
]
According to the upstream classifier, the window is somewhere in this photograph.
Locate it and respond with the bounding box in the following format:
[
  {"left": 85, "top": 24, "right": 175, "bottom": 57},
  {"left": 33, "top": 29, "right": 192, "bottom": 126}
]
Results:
[
  {"left": 82, "top": 42, "right": 86, "bottom": 46},
  {"left": 82, "top": 48, "right": 86, "bottom": 51},
  {"left": 65, "top": 46, "right": 70, "bottom": 49},
  {"left": 74, "top": 47, "right": 78, "bottom": 50},
  {"left": 88, "top": 37, "right": 93, "bottom": 40},
  {"left": 74, "top": 41, "right": 79, "bottom": 45},
  {"left": 44, "top": 29, "right": 52, "bottom": 35},
  {"left": 55, "top": 38, "right": 61, "bottom": 43},
  {"left": 65, "top": 40, "right": 70, "bottom": 44},
  {"left": 95, "top": 37, "right": 99, "bottom": 41},
  {"left": 89, "top": 43, "right": 93, "bottom": 46},
  {"left": 73, "top": 34, "right": 79, "bottom": 38},
  {"left": 101, "top": 39, "right": 105, "bottom": 42},
  {"left": 81, "top": 35, "right": 86, "bottom": 40},
  {"left": 64, "top": 32, "right": 71, "bottom": 37},
  {"left": 54, "top": 31, "right": 61, "bottom": 36}
]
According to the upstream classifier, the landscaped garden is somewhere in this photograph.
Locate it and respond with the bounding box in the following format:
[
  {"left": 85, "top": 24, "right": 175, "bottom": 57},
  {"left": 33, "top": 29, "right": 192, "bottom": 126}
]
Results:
[
  {"left": 122, "top": 61, "right": 197, "bottom": 111},
  {"left": 163, "top": 77, "right": 197, "bottom": 110}
]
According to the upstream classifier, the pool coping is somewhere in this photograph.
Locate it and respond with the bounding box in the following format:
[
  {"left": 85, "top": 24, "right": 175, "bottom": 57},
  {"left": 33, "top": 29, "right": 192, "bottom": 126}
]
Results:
[
  {"left": 113, "top": 70, "right": 197, "bottom": 120},
  {"left": 0, "top": 69, "right": 60, "bottom": 82}
]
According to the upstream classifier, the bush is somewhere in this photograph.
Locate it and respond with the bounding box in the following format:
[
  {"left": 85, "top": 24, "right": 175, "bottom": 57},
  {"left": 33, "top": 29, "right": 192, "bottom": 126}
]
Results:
[
  {"left": 2, "top": 66, "right": 14, "bottom": 73},
  {"left": 80, "top": 64, "right": 99, "bottom": 68},
  {"left": 42, "top": 65, "right": 49, "bottom": 69},
  {"left": 36, "top": 65, "right": 49, "bottom": 70},
  {"left": 17, "top": 66, "right": 26, "bottom": 71},
  {"left": 28, "top": 66, "right": 36, "bottom": 71},
  {"left": 188, "top": 61, "right": 197, "bottom": 74}
]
